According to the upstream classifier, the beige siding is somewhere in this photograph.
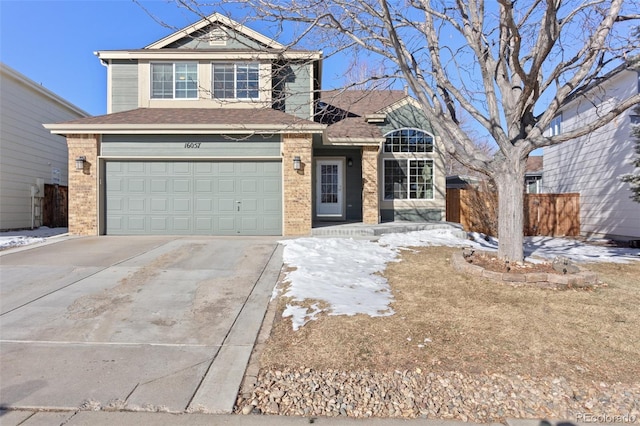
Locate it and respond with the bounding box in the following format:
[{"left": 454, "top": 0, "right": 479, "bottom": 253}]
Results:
[
  {"left": 543, "top": 69, "right": 640, "bottom": 239},
  {"left": 0, "top": 64, "right": 88, "bottom": 230}
]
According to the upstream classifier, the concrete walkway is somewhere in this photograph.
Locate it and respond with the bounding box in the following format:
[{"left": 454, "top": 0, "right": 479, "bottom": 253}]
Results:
[{"left": 311, "top": 221, "right": 466, "bottom": 237}]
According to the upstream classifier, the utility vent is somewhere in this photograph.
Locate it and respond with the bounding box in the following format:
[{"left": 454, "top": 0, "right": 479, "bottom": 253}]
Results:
[
  {"left": 208, "top": 28, "right": 228, "bottom": 46},
  {"left": 365, "top": 114, "right": 386, "bottom": 123}
]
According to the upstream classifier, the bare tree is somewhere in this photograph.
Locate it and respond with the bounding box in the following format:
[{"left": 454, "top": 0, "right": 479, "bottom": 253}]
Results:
[{"left": 153, "top": 0, "right": 639, "bottom": 261}]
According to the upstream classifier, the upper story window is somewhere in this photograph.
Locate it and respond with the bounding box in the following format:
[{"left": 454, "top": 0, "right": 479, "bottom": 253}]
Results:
[
  {"left": 549, "top": 114, "right": 562, "bottom": 136},
  {"left": 151, "top": 63, "right": 198, "bottom": 99},
  {"left": 212, "top": 63, "right": 259, "bottom": 100},
  {"left": 383, "top": 128, "right": 433, "bottom": 153}
]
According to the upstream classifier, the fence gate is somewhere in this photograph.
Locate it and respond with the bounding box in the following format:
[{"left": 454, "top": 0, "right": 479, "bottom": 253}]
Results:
[{"left": 43, "top": 184, "right": 68, "bottom": 228}]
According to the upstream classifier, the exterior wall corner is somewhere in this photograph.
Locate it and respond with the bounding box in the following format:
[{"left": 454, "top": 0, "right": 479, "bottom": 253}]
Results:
[
  {"left": 362, "top": 145, "right": 380, "bottom": 224},
  {"left": 67, "top": 134, "right": 100, "bottom": 236},
  {"left": 282, "top": 133, "right": 313, "bottom": 236}
]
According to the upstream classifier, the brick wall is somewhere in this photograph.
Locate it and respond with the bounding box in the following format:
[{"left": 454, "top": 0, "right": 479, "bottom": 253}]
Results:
[
  {"left": 362, "top": 145, "right": 380, "bottom": 224},
  {"left": 67, "top": 134, "right": 99, "bottom": 235},
  {"left": 282, "top": 134, "right": 313, "bottom": 236}
]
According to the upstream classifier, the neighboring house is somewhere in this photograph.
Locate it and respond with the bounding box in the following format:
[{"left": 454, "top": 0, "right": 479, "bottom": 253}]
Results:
[
  {"left": 45, "top": 13, "right": 445, "bottom": 236},
  {"left": 543, "top": 64, "right": 640, "bottom": 241},
  {"left": 524, "top": 155, "right": 543, "bottom": 194},
  {"left": 0, "top": 63, "right": 89, "bottom": 230}
]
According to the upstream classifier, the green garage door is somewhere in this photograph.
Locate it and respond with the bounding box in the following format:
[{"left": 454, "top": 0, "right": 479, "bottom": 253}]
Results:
[{"left": 106, "top": 161, "right": 282, "bottom": 235}]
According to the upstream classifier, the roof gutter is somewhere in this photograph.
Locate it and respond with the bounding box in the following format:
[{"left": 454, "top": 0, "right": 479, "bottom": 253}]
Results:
[{"left": 43, "top": 122, "right": 326, "bottom": 136}]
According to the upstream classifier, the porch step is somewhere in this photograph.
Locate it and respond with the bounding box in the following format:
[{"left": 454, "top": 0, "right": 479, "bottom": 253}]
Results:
[{"left": 311, "top": 221, "right": 466, "bottom": 238}]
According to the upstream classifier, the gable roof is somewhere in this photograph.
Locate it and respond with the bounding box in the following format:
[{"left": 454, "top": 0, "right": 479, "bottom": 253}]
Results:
[
  {"left": 320, "top": 90, "right": 408, "bottom": 116},
  {"left": 45, "top": 107, "right": 325, "bottom": 135},
  {"left": 144, "top": 12, "right": 285, "bottom": 50},
  {"left": 319, "top": 90, "right": 413, "bottom": 144},
  {"left": 526, "top": 156, "right": 543, "bottom": 174}
]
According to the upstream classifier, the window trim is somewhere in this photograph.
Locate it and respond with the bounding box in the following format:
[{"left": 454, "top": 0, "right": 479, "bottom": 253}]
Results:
[
  {"left": 383, "top": 158, "right": 435, "bottom": 201},
  {"left": 150, "top": 62, "right": 199, "bottom": 100},
  {"left": 211, "top": 62, "right": 260, "bottom": 100},
  {"left": 383, "top": 128, "right": 434, "bottom": 153},
  {"left": 549, "top": 114, "right": 562, "bottom": 136}
]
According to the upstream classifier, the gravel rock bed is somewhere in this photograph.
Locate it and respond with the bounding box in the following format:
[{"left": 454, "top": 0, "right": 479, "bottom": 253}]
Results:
[{"left": 236, "top": 368, "right": 640, "bottom": 422}]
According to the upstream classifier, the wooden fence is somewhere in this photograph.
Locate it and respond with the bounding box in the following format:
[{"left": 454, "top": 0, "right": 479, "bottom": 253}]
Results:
[
  {"left": 446, "top": 188, "right": 580, "bottom": 237},
  {"left": 43, "top": 184, "right": 68, "bottom": 228}
]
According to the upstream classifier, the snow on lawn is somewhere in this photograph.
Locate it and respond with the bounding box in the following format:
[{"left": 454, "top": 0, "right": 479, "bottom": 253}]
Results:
[
  {"left": 278, "top": 237, "right": 398, "bottom": 330},
  {"left": 0, "top": 227, "right": 68, "bottom": 250},
  {"left": 277, "top": 228, "right": 640, "bottom": 330}
]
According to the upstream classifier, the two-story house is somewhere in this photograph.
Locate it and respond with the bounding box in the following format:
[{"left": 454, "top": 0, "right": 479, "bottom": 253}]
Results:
[
  {"left": 45, "top": 13, "right": 445, "bottom": 236},
  {"left": 543, "top": 63, "right": 640, "bottom": 241}
]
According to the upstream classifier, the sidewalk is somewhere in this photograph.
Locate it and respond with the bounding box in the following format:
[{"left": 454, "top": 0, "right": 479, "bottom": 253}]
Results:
[{"left": 2, "top": 410, "right": 625, "bottom": 426}]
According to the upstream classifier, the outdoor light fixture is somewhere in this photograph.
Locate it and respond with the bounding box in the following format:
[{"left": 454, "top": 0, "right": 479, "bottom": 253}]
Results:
[
  {"left": 347, "top": 158, "right": 353, "bottom": 167},
  {"left": 75, "top": 156, "right": 86, "bottom": 170},
  {"left": 293, "top": 156, "right": 301, "bottom": 171}
]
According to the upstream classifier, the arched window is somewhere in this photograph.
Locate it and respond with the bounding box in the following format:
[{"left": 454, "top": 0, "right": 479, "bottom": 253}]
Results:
[{"left": 383, "top": 128, "right": 433, "bottom": 153}]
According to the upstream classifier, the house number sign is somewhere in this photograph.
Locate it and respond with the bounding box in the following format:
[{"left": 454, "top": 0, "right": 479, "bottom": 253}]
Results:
[{"left": 184, "top": 142, "right": 201, "bottom": 149}]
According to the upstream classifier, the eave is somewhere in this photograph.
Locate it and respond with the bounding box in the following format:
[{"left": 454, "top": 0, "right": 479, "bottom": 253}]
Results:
[
  {"left": 95, "top": 50, "right": 322, "bottom": 61},
  {"left": 44, "top": 123, "right": 326, "bottom": 136}
]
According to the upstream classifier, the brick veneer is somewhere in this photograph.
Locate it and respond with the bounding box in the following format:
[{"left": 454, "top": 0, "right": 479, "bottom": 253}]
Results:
[
  {"left": 283, "top": 133, "right": 313, "bottom": 236},
  {"left": 67, "top": 134, "right": 100, "bottom": 236},
  {"left": 362, "top": 145, "right": 380, "bottom": 224}
]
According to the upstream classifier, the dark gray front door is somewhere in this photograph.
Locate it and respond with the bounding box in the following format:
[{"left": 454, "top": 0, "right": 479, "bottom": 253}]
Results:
[{"left": 105, "top": 161, "right": 282, "bottom": 235}]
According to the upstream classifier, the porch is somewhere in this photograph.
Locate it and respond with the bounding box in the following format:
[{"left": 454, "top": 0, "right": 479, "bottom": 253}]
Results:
[{"left": 311, "top": 220, "right": 466, "bottom": 238}]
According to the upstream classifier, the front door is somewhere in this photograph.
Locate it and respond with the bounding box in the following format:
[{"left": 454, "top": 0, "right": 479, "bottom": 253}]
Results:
[{"left": 316, "top": 159, "right": 344, "bottom": 218}]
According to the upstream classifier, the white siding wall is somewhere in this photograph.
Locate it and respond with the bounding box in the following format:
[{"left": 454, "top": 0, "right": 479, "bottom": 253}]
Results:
[
  {"left": 0, "top": 64, "right": 88, "bottom": 230},
  {"left": 543, "top": 69, "right": 640, "bottom": 240}
]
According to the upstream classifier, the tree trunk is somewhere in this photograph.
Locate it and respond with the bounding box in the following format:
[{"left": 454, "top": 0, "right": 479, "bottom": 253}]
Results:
[{"left": 494, "top": 168, "right": 526, "bottom": 262}]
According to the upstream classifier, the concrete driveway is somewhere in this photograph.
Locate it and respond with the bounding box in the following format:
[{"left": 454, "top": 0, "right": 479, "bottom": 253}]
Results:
[{"left": 0, "top": 235, "right": 282, "bottom": 413}]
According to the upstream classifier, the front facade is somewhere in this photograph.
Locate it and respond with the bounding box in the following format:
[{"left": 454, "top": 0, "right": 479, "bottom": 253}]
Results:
[
  {"left": 46, "top": 14, "right": 445, "bottom": 236},
  {"left": 0, "top": 63, "right": 89, "bottom": 230},
  {"left": 543, "top": 65, "right": 640, "bottom": 240}
]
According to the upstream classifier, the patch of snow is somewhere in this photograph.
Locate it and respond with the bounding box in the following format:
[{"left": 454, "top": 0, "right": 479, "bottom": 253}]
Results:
[
  {"left": 282, "top": 303, "right": 322, "bottom": 331},
  {"left": 0, "top": 227, "right": 68, "bottom": 250},
  {"left": 467, "top": 232, "right": 640, "bottom": 263},
  {"left": 277, "top": 228, "right": 639, "bottom": 330},
  {"left": 278, "top": 237, "right": 398, "bottom": 330}
]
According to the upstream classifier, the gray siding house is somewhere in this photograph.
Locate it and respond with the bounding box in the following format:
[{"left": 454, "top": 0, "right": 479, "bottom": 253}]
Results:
[
  {"left": 0, "top": 63, "right": 88, "bottom": 230},
  {"left": 45, "top": 13, "right": 445, "bottom": 237},
  {"left": 543, "top": 65, "right": 640, "bottom": 241}
]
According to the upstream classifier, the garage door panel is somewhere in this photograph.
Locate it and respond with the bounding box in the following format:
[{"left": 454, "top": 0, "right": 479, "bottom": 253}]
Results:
[
  {"left": 106, "top": 161, "right": 281, "bottom": 235},
  {"left": 218, "top": 179, "right": 235, "bottom": 193},
  {"left": 218, "top": 217, "right": 235, "bottom": 232},
  {"left": 128, "top": 198, "right": 145, "bottom": 212},
  {"left": 128, "top": 179, "right": 145, "bottom": 192},
  {"left": 263, "top": 198, "right": 280, "bottom": 213},
  {"left": 173, "top": 217, "right": 191, "bottom": 231},
  {"left": 173, "top": 179, "right": 191, "bottom": 193},
  {"left": 241, "top": 179, "right": 257, "bottom": 193},
  {"left": 151, "top": 179, "right": 167, "bottom": 192},
  {"left": 263, "top": 178, "right": 280, "bottom": 194},
  {"left": 128, "top": 216, "right": 146, "bottom": 231},
  {"left": 150, "top": 217, "right": 168, "bottom": 231},
  {"left": 151, "top": 198, "right": 167, "bottom": 212}
]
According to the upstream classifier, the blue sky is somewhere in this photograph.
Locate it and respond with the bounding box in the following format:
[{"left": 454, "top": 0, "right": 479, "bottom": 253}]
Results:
[
  {"left": 0, "top": 1, "right": 194, "bottom": 115},
  {"left": 0, "top": 0, "right": 326, "bottom": 116}
]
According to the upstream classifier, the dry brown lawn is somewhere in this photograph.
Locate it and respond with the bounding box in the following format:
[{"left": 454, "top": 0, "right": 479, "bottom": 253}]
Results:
[{"left": 261, "top": 246, "right": 640, "bottom": 386}]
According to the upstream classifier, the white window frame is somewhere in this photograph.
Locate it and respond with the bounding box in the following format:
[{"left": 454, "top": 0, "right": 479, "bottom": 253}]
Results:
[
  {"left": 383, "top": 128, "right": 434, "bottom": 153},
  {"left": 549, "top": 114, "right": 562, "bottom": 136},
  {"left": 211, "top": 62, "right": 260, "bottom": 100},
  {"left": 383, "top": 158, "right": 435, "bottom": 201},
  {"left": 150, "top": 62, "right": 198, "bottom": 100}
]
